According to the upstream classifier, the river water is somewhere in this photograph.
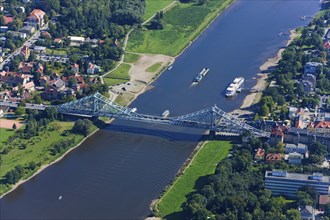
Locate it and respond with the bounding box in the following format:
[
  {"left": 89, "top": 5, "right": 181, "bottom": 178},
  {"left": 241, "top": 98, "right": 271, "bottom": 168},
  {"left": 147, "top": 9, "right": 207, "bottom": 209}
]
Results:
[{"left": 1, "top": 1, "right": 320, "bottom": 219}]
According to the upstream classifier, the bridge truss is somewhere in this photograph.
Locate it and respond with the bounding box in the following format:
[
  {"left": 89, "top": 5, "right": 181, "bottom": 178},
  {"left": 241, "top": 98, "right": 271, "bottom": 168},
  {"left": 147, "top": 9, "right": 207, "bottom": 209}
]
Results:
[{"left": 56, "top": 93, "right": 269, "bottom": 137}]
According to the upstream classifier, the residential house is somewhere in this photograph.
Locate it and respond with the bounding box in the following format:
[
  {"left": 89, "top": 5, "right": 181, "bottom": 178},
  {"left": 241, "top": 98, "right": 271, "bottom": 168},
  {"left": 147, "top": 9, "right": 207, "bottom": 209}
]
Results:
[
  {"left": 269, "top": 126, "right": 285, "bottom": 145},
  {"left": 68, "top": 36, "right": 85, "bottom": 46},
  {"left": 0, "top": 72, "right": 28, "bottom": 86},
  {"left": 265, "top": 153, "right": 283, "bottom": 163},
  {"left": 33, "top": 46, "right": 46, "bottom": 53},
  {"left": 42, "top": 85, "right": 58, "bottom": 100},
  {"left": 85, "top": 38, "right": 98, "bottom": 45},
  {"left": 19, "top": 25, "right": 35, "bottom": 35},
  {"left": 295, "top": 115, "right": 304, "bottom": 129},
  {"left": 22, "top": 81, "right": 35, "bottom": 92},
  {"left": 265, "top": 170, "right": 330, "bottom": 198},
  {"left": 288, "top": 106, "right": 298, "bottom": 118},
  {"left": 7, "top": 31, "right": 26, "bottom": 39},
  {"left": 2, "top": 16, "right": 13, "bottom": 25},
  {"left": 304, "top": 62, "right": 322, "bottom": 75},
  {"left": 314, "top": 121, "right": 330, "bottom": 133},
  {"left": 288, "top": 152, "right": 303, "bottom": 165},
  {"left": 300, "top": 205, "right": 316, "bottom": 220},
  {"left": 19, "top": 63, "right": 33, "bottom": 73},
  {"left": 39, "top": 75, "right": 49, "bottom": 87},
  {"left": 319, "top": 195, "right": 329, "bottom": 210},
  {"left": 27, "top": 9, "right": 46, "bottom": 27},
  {"left": 54, "top": 38, "right": 62, "bottom": 44},
  {"left": 52, "top": 79, "right": 65, "bottom": 91},
  {"left": 20, "top": 46, "right": 30, "bottom": 61},
  {"left": 87, "top": 63, "right": 100, "bottom": 74},
  {"left": 285, "top": 143, "right": 308, "bottom": 154},
  {"left": 254, "top": 148, "right": 265, "bottom": 161},
  {"left": 302, "top": 74, "right": 317, "bottom": 93},
  {"left": 41, "top": 31, "right": 51, "bottom": 38}
]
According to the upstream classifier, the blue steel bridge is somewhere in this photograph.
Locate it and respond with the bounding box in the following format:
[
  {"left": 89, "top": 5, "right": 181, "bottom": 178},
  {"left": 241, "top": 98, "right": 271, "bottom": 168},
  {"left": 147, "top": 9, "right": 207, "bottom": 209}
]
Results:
[{"left": 55, "top": 92, "right": 269, "bottom": 137}]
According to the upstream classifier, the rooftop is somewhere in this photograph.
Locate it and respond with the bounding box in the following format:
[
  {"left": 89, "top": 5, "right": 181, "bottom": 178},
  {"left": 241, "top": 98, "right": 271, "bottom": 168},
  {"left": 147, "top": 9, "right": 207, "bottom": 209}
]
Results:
[
  {"left": 285, "top": 143, "right": 307, "bottom": 149},
  {"left": 265, "top": 170, "right": 330, "bottom": 183}
]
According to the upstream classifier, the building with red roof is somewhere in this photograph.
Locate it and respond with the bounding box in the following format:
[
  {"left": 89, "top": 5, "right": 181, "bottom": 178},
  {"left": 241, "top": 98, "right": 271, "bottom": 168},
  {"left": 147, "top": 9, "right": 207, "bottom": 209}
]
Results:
[
  {"left": 2, "top": 16, "right": 13, "bottom": 24},
  {"left": 255, "top": 148, "right": 265, "bottom": 161},
  {"left": 314, "top": 121, "right": 330, "bottom": 133},
  {"left": 265, "top": 153, "right": 283, "bottom": 163},
  {"left": 27, "top": 9, "right": 46, "bottom": 27}
]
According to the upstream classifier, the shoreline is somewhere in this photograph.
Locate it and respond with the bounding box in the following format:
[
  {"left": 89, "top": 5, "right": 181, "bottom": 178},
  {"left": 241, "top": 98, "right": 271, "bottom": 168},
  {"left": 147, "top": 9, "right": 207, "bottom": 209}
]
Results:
[
  {"left": 151, "top": 29, "right": 300, "bottom": 217},
  {"left": 0, "top": 129, "right": 99, "bottom": 199},
  {"left": 0, "top": 0, "right": 236, "bottom": 199},
  {"left": 152, "top": 140, "right": 207, "bottom": 215},
  {"left": 231, "top": 29, "right": 299, "bottom": 116},
  {"left": 174, "top": 0, "right": 236, "bottom": 59}
]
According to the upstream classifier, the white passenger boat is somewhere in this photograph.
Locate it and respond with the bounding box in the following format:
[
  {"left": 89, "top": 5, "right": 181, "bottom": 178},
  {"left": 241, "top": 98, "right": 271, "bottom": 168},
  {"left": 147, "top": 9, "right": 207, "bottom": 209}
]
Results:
[{"left": 225, "top": 77, "right": 245, "bottom": 97}]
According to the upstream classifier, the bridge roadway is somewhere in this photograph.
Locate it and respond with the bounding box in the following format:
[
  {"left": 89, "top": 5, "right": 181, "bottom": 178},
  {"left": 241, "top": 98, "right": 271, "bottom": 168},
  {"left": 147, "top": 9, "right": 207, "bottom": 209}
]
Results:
[{"left": 1, "top": 93, "right": 269, "bottom": 137}]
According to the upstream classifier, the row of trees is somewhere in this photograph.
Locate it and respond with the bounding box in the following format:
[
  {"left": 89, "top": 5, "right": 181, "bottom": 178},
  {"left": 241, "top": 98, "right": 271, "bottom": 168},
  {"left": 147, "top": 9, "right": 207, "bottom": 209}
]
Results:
[{"left": 180, "top": 134, "right": 330, "bottom": 219}]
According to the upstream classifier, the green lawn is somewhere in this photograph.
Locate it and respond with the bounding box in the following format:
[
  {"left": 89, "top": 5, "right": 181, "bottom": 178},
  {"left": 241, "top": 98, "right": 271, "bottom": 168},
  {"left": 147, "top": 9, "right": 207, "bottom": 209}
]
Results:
[
  {"left": 0, "top": 128, "right": 15, "bottom": 144},
  {"left": 127, "top": 0, "right": 234, "bottom": 56},
  {"left": 146, "top": 62, "right": 163, "bottom": 73},
  {"left": 104, "top": 63, "right": 131, "bottom": 86},
  {"left": 0, "top": 121, "right": 89, "bottom": 195},
  {"left": 144, "top": 0, "right": 175, "bottom": 21},
  {"left": 157, "top": 141, "right": 232, "bottom": 219},
  {"left": 124, "top": 53, "right": 141, "bottom": 63},
  {"left": 45, "top": 48, "right": 67, "bottom": 55},
  {"left": 47, "top": 63, "right": 67, "bottom": 75}
]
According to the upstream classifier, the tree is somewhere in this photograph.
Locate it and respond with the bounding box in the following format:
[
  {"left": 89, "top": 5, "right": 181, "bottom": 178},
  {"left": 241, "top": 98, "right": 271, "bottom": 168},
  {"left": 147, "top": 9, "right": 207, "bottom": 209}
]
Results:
[
  {"left": 286, "top": 209, "right": 301, "bottom": 220},
  {"left": 15, "top": 106, "right": 26, "bottom": 116},
  {"left": 259, "top": 104, "right": 269, "bottom": 117},
  {"left": 72, "top": 119, "right": 94, "bottom": 136}
]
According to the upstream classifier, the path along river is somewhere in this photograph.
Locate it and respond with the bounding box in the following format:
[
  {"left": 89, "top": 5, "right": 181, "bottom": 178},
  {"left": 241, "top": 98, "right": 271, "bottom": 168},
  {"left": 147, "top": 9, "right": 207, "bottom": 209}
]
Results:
[{"left": 0, "top": 1, "right": 321, "bottom": 219}]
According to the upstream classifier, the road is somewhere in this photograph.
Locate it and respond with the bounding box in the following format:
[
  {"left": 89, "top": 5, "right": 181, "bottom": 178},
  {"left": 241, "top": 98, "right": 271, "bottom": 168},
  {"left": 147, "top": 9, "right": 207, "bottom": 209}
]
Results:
[{"left": 0, "top": 23, "right": 49, "bottom": 70}]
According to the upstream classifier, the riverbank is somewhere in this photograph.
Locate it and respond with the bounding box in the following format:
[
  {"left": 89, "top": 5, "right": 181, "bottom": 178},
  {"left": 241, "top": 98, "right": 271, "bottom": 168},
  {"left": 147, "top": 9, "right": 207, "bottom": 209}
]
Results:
[
  {"left": 153, "top": 141, "right": 233, "bottom": 219},
  {"left": 230, "top": 29, "right": 300, "bottom": 117},
  {"left": 0, "top": 127, "right": 98, "bottom": 199}
]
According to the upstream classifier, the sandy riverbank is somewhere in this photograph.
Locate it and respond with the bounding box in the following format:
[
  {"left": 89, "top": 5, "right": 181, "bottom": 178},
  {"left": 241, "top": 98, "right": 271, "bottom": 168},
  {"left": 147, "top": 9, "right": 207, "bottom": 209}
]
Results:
[
  {"left": 0, "top": 129, "right": 99, "bottom": 199},
  {"left": 230, "top": 29, "right": 299, "bottom": 117},
  {"left": 108, "top": 53, "right": 174, "bottom": 104}
]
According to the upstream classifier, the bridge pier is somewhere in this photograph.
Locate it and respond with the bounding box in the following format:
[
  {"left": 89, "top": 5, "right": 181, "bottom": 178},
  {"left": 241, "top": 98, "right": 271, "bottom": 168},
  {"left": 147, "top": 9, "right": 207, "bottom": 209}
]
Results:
[{"left": 209, "top": 130, "right": 216, "bottom": 138}]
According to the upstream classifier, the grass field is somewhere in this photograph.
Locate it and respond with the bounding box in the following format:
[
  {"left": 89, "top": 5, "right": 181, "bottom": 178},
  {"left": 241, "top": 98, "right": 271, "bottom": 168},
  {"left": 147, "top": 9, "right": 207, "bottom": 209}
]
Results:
[
  {"left": 104, "top": 63, "right": 131, "bottom": 86},
  {"left": 45, "top": 48, "right": 67, "bottom": 55},
  {"left": 0, "top": 128, "right": 14, "bottom": 144},
  {"left": 146, "top": 62, "right": 163, "bottom": 73},
  {"left": 115, "top": 93, "right": 135, "bottom": 106},
  {"left": 124, "top": 53, "right": 141, "bottom": 63},
  {"left": 128, "top": 0, "right": 234, "bottom": 56},
  {"left": 143, "top": 0, "right": 175, "bottom": 21},
  {"left": 0, "top": 121, "right": 89, "bottom": 195},
  {"left": 157, "top": 141, "right": 232, "bottom": 219}
]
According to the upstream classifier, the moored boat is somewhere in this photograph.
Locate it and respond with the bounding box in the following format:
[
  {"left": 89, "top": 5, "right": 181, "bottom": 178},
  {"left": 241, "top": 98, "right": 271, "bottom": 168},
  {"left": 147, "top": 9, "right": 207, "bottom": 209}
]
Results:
[
  {"left": 162, "top": 110, "right": 170, "bottom": 118},
  {"left": 225, "top": 77, "right": 244, "bottom": 97}
]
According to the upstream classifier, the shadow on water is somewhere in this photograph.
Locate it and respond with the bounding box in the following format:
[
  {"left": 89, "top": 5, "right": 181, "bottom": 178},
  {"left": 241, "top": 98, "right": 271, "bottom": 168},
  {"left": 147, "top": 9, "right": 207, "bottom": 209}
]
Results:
[{"left": 103, "top": 123, "right": 205, "bottom": 142}]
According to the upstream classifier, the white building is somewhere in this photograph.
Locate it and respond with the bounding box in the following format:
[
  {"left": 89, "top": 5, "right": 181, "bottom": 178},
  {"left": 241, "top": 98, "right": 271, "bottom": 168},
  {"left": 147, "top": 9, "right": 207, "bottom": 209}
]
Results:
[
  {"left": 285, "top": 143, "right": 308, "bottom": 154},
  {"left": 265, "top": 170, "right": 330, "bottom": 198}
]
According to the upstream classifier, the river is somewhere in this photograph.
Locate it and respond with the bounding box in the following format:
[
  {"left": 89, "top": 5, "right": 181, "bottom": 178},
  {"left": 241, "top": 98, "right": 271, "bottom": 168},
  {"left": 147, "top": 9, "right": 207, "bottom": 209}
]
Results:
[{"left": 0, "top": 1, "right": 320, "bottom": 219}]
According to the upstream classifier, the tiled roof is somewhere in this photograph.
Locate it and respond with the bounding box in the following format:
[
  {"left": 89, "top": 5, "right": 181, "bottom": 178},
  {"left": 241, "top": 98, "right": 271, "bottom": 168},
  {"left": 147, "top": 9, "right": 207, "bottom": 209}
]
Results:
[
  {"left": 266, "top": 153, "right": 282, "bottom": 162},
  {"left": 315, "top": 121, "right": 330, "bottom": 129}
]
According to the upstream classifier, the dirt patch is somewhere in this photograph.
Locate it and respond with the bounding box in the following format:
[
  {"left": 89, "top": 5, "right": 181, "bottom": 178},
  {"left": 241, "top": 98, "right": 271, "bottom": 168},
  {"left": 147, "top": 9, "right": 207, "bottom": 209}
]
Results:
[
  {"left": 109, "top": 54, "right": 174, "bottom": 104},
  {"left": 0, "top": 119, "right": 24, "bottom": 129}
]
